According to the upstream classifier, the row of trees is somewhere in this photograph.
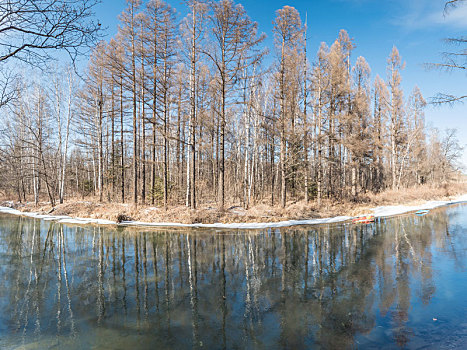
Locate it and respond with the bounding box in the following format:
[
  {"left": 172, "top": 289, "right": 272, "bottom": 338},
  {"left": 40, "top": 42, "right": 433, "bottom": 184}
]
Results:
[{"left": 0, "top": 0, "right": 462, "bottom": 209}]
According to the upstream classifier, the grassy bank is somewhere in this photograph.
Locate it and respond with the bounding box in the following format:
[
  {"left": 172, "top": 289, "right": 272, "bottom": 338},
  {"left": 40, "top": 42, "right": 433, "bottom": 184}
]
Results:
[{"left": 1, "top": 182, "right": 466, "bottom": 225}]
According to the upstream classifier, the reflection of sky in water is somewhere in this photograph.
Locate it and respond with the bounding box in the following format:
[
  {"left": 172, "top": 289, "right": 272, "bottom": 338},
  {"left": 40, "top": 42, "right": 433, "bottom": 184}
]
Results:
[{"left": 0, "top": 204, "right": 466, "bottom": 349}]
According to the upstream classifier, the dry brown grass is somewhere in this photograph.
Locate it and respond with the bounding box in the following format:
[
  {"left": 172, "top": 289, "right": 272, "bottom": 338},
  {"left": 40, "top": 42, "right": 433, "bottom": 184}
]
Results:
[
  {"left": 368, "top": 182, "right": 465, "bottom": 204},
  {"left": 2, "top": 182, "right": 466, "bottom": 224},
  {"left": 347, "top": 182, "right": 467, "bottom": 216}
]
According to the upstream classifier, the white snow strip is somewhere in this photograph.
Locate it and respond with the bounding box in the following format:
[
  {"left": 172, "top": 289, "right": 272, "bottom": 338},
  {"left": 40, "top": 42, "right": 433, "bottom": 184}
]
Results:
[
  {"left": 368, "top": 195, "right": 467, "bottom": 219},
  {"left": 0, "top": 207, "right": 24, "bottom": 216},
  {"left": 0, "top": 206, "right": 118, "bottom": 226},
  {"left": 57, "top": 218, "right": 116, "bottom": 225},
  {"left": 0, "top": 193, "right": 466, "bottom": 230},
  {"left": 119, "top": 215, "right": 354, "bottom": 230},
  {"left": 57, "top": 218, "right": 93, "bottom": 225}
]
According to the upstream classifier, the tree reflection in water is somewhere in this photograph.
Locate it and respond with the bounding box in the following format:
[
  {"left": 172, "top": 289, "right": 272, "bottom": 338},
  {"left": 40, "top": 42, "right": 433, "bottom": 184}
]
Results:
[{"left": 0, "top": 205, "right": 466, "bottom": 349}]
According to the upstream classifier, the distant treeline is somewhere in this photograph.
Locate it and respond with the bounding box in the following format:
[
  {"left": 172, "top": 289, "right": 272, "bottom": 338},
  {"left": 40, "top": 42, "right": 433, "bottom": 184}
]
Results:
[{"left": 0, "top": 0, "right": 462, "bottom": 208}]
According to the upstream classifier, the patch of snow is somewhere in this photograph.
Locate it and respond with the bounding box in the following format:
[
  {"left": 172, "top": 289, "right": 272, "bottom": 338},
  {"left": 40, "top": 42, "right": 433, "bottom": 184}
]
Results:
[
  {"left": 90, "top": 219, "right": 116, "bottom": 225},
  {"left": 0, "top": 207, "right": 23, "bottom": 216},
  {"left": 57, "top": 218, "right": 93, "bottom": 225},
  {"left": 57, "top": 218, "right": 116, "bottom": 225},
  {"left": 0, "top": 206, "right": 117, "bottom": 226}
]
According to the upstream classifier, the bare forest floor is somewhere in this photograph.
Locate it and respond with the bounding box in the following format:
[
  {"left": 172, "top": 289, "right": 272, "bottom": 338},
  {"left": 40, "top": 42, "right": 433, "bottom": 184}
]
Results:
[{"left": 1, "top": 182, "right": 466, "bottom": 225}]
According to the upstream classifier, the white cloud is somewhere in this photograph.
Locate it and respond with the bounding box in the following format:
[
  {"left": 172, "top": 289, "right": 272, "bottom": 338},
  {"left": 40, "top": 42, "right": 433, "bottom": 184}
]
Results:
[
  {"left": 392, "top": 1, "right": 467, "bottom": 30},
  {"left": 429, "top": 4, "right": 467, "bottom": 28}
]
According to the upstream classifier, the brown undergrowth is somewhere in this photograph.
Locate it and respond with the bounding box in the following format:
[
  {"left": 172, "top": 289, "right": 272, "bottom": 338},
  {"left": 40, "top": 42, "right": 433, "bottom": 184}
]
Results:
[{"left": 1, "top": 182, "right": 466, "bottom": 225}]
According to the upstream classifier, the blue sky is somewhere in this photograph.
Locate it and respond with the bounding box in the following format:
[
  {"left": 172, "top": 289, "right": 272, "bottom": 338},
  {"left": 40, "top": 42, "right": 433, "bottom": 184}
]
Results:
[{"left": 93, "top": 0, "right": 467, "bottom": 168}]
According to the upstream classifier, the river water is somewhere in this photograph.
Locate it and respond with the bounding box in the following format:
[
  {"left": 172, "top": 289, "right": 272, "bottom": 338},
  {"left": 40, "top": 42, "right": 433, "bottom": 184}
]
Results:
[{"left": 0, "top": 204, "right": 466, "bottom": 349}]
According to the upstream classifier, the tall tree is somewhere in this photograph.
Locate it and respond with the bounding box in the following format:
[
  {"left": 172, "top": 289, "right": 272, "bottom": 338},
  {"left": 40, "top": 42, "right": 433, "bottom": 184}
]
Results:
[
  {"left": 372, "top": 75, "right": 389, "bottom": 191},
  {"left": 387, "top": 46, "right": 405, "bottom": 190},
  {"left": 144, "top": 0, "right": 163, "bottom": 205},
  {"left": 348, "top": 56, "right": 371, "bottom": 198},
  {"left": 313, "top": 43, "right": 330, "bottom": 206},
  {"left": 407, "top": 86, "right": 427, "bottom": 185},
  {"left": 52, "top": 67, "right": 77, "bottom": 204},
  {"left": 181, "top": 0, "right": 208, "bottom": 209},
  {"left": 325, "top": 39, "right": 348, "bottom": 198},
  {"left": 107, "top": 37, "right": 127, "bottom": 203},
  {"left": 303, "top": 14, "right": 310, "bottom": 202},
  {"left": 206, "top": 0, "right": 265, "bottom": 209},
  {"left": 119, "top": 0, "right": 142, "bottom": 205},
  {"left": 273, "top": 5, "right": 303, "bottom": 208},
  {"left": 158, "top": 1, "right": 177, "bottom": 210},
  {"left": 77, "top": 42, "right": 107, "bottom": 202}
]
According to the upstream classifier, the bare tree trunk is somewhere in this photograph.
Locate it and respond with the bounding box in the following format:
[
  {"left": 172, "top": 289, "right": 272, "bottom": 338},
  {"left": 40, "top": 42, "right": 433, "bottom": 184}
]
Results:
[
  {"left": 33, "top": 151, "right": 38, "bottom": 206},
  {"left": 317, "top": 72, "right": 323, "bottom": 207},
  {"left": 280, "top": 41, "right": 286, "bottom": 208},
  {"left": 151, "top": 29, "right": 157, "bottom": 206},
  {"left": 303, "top": 19, "right": 309, "bottom": 203},
  {"left": 97, "top": 88, "right": 104, "bottom": 203},
  {"left": 189, "top": 2, "right": 197, "bottom": 209},
  {"left": 242, "top": 67, "right": 250, "bottom": 209},
  {"left": 60, "top": 77, "right": 73, "bottom": 203},
  {"left": 219, "top": 73, "right": 225, "bottom": 210},
  {"left": 186, "top": 143, "right": 191, "bottom": 207},
  {"left": 271, "top": 133, "right": 275, "bottom": 206},
  {"left": 391, "top": 123, "right": 397, "bottom": 190},
  {"left": 120, "top": 76, "right": 125, "bottom": 203},
  {"left": 111, "top": 79, "right": 116, "bottom": 201},
  {"left": 140, "top": 20, "right": 146, "bottom": 204},
  {"left": 163, "top": 88, "right": 169, "bottom": 210},
  {"left": 397, "top": 129, "right": 419, "bottom": 188},
  {"left": 176, "top": 80, "right": 182, "bottom": 192},
  {"left": 131, "top": 2, "right": 138, "bottom": 205},
  {"left": 54, "top": 76, "right": 64, "bottom": 204},
  {"left": 190, "top": 121, "right": 196, "bottom": 208},
  {"left": 351, "top": 162, "right": 357, "bottom": 198}
]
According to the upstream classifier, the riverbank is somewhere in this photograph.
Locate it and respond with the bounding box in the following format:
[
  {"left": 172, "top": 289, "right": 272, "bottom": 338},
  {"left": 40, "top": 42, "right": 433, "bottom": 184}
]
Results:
[{"left": 0, "top": 183, "right": 466, "bottom": 229}]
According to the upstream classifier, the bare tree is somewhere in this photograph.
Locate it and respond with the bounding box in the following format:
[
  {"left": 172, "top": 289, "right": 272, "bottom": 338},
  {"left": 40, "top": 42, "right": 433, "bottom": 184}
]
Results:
[
  {"left": 0, "top": 0, "right": 101, "bottom": 65},
  {"left": 428, "top": 0, "right": 467, "bottom": 105},
  {"left": 205, "top": 0, "right": 265, "bottom": 209},
  {"left": 181, "top": 0, "right": 208, "bottom": 209},
  {"left": 387, "top": 46, "right": 405, "bottom": 190},
  {"left": 119, "top": 0, "right": 142, "bottom": 205},
  {"left": 52, "top": 66, "right": 77, "bottom": 204},
  {"left": 158, "top": 2, "right": 177, "bottom": 210},
  {"left": 273, "top": 5, "right": 303, "bottom": 208},
  {"left": 348, "top": 56, "right": 371, "bottom": 198}
]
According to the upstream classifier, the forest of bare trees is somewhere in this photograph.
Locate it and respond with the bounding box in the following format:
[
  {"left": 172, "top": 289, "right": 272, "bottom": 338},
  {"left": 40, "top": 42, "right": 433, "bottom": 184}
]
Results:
[{"left": 0, "top": 0, "right": 463, "bottom": 210}]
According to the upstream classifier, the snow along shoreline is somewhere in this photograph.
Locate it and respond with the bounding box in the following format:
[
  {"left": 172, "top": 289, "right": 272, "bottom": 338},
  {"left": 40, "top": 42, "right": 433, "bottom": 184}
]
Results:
[{"left": 0, "top": 194, "right": 466, "bottom": 230}]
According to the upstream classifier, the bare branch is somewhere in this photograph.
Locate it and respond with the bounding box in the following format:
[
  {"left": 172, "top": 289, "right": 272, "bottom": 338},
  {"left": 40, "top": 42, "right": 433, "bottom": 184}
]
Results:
[
  {"left": 444, "top": 0, "right": 466, "bottom": 14},
  {"left": 0, "top": 0, "right": 102, "bottom": 67},
  {"left": 430, "top": 93, "right": 467, "bottom": 106}
]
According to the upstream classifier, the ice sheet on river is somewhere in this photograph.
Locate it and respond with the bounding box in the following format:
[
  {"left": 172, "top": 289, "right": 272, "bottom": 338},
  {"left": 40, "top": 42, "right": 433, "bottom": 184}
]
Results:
[
  {"left": 0, "top": 194, "right": 466, "bottom": 229},
  {"left": 120, "top": 215, "right": 353, "bottom": 230}
]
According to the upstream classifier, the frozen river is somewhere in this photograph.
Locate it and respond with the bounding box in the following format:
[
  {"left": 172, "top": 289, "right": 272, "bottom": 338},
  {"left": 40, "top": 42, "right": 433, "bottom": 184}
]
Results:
[{"left": 0, "top": 204, "right": 466, "bottom": 349}]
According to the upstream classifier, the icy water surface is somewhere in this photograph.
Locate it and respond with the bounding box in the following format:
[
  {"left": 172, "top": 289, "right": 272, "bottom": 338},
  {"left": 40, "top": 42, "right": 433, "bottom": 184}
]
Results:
[{"left": 0, "top": 205, "right": 466, "bottom": 349}]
